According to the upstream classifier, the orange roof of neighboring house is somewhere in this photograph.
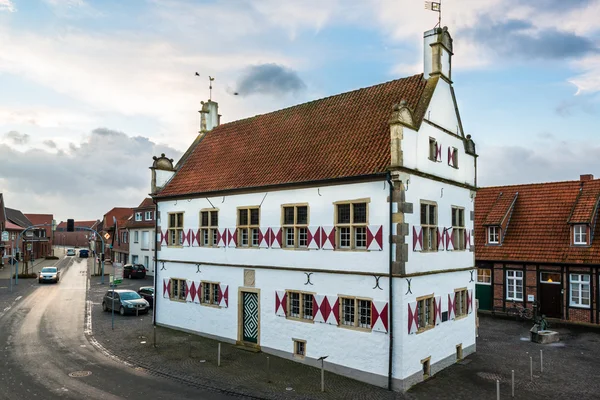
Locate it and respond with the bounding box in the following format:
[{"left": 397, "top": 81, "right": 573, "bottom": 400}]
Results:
[
  {"left": 483, "top": 192, "right": 518, "bottom": 226},
  {"left": 102, "top": 208, "right": 133, "bottom": 229},
  {"left": 137, "top": 198, "right": 154, "bottom": 209},
  {"left": 157, "top": 74, "right": 430, "bottom": 198},
  {"left": 56, "top": 220, "right": 98, "bottom": 229},
  {"left": 568, "top": 190, "right": 599, "bottom": 224},
  {"left": 6, "top": 221, "right": 22, "bottom": 230},
  {"left": 475, "top": 177, "right": 600, "bottom": 264}
]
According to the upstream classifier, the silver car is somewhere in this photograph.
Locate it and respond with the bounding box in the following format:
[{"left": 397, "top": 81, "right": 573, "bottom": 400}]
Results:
[
  {"left": 38, "top": 267, "right": 60, "bottom": 283},
  {"left": 102, "top": 289, "right": 150, "bottom": 316},
  {"left": 66, "top": 248, "right": 76, "bottom": 256}
]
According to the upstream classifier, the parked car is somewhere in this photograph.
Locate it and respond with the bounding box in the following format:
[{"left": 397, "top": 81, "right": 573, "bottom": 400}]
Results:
[
  {"left": 102, "top": 289, "right": 149, "bottom": 315},
  {"left": 137, "top": 286, "right": 154, "bottom": 307},
  {"left": 66, "top": 248, "right": 76, "bottom": 256},
  {"left": 123, "top": 264, "right": 147, "bottom": 279},
  {"left": 38, "top": 267, "right": 60, "bottom": 283},
  {"left": 79, "top": 249, "right": 89, "bottom": 258}
]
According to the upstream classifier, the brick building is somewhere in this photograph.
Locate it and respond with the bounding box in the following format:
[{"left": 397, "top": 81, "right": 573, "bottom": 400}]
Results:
[
  {"left": 24, "top": 214, "right": 54, "bottom": 257},
  {"left": 98, "top": 207, "right": 134, "bottom": 263},
  {"left": 475, "top": 174, "right": 600, "bottom": 324},
  {"left": 55, "top": 220, "right": 100, "bottom": 249}
]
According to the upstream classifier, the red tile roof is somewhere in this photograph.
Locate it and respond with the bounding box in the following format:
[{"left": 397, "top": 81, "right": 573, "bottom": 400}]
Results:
[
  {"left": 475, "top": 178, "right": 600, "bottom": 264},
  {"left": 568, "top": 190, "right": 599, "bottom": 224},
  {"left": 102, "top": 208, "right": 133, "bottom": 229},
  {"left": 137, "top": 198, "right": 154, "bottom": 209},
  {"left": 56, "top": 220, "right": 98, "bottom": 229},
  {"left": 157, "top": 74, "right": 429, "bottom": 197},
  {"left": 483, "top": 192, "right": 518, "bottom": 226}
]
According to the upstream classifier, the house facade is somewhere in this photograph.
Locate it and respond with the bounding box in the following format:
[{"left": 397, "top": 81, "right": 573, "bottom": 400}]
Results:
[
  {"left": 475, "top": 175, "right": 600, "bottom": 324},
  {"left": 55, "top": 220, "right": 99, "bottom": 249},
  {"left": 98, "top": 207, "right": 134, "bottom": 263},
  {"left": 24, "top": 214, "right": 54, "bottom": 258},
  {"left": 152, "top": 27, "right": 477, "bottom": 391},
  {"left": 127, "top": 198, "right": 156, "bottom": 275}
]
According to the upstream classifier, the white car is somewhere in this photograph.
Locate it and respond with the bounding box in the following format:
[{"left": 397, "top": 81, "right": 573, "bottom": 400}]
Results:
[
  {"left": 39, "top": 267, "right": 60, "bottom": 283},
  {"left": 66, "top": 248, "right": 76, "bottom": 256}
]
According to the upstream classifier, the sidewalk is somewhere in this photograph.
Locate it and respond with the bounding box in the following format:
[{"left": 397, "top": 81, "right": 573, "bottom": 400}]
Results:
[{"left": 0, "top": 256, "right": 60, "bottom": 279}]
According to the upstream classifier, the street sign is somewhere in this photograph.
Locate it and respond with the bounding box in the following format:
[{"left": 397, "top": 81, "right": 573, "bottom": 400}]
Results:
[
  {"left": 113, "top": 262, "right": 123, "bottom": 284},
  {"left": 27, "top": 243, "right": 32, "bottom": 251},
  {"left": 1, "top": 231, "right": 8, "bottom": 241}
]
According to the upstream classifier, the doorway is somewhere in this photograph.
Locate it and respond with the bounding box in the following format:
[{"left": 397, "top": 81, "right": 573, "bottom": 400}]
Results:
[
  {"left": 239, "top": 290, "right": 260, "bottom": 345},
  {"left": 539, "top": 272, "right": 562, "bottom": 318},
  {"left": 476, "top": 268, "right": 492, "bottom": 311}
]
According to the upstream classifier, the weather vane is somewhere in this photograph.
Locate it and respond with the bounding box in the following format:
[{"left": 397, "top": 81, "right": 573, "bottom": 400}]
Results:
[
  {"left": 425, "top": 1, "right": 442, "bottom": 28},
  {"left": 194, "top": 72, "right": 216, "bottom": 101}
]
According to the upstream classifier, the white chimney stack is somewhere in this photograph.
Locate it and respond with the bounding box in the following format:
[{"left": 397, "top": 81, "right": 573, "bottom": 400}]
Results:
[{"left": 423, "top": 26, "right": 453, "bottom": 81}]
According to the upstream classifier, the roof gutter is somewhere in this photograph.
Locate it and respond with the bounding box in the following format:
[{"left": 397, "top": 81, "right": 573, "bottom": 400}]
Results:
[
  {"left": 153, "top": 173, "right": 388, "bottom": 201},
  {"left": 386, "top": 172, "right": 395, "bottom": 391},
  {"left": 152, "top": 197, "right": 158, "bottom": 342}
]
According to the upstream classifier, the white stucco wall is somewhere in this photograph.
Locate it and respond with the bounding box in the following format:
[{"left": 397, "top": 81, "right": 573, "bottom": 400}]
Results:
[
  {"left": 157, "top": 181, "right": 389, "bottom": 275},
  {"left": 129, "top": 227, "right": 155, "bottom": 275}
]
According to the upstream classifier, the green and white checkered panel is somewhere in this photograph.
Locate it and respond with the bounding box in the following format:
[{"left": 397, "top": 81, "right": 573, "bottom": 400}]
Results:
[{"left": 243, "top": 292, "right": 259, "bottom": 343}]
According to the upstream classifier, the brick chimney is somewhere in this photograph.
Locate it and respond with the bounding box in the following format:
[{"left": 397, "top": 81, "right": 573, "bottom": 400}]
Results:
[{"left": 580, "top": 174, "right": 594, "bottom": 182}]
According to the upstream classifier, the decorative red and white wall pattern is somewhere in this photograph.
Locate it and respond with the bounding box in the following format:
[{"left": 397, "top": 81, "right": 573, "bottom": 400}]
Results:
[
  {"left": 407, "top": 289, "right": 473, "bottom": 334},
  {"left": 412, "top": 226, "right": 474, "bottom": 252},
  {"left": 162, "top": 278, "right": 229, "bottom": 308}
]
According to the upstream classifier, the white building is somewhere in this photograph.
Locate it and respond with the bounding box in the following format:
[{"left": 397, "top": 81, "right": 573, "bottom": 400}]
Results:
[
  {"left": 151, "top": 27, "right": 477, "bottom": 391},
  {"left": 127, "top": 198, "right": 156, "bottom": 276}
]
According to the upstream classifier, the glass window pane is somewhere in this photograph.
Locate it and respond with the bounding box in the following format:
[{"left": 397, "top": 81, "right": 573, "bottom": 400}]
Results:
[
  {"left": 452, "top": 208, "right": 457, "bottom": 227},
  {"left": 338, "top": 204, "right": 350, "bottom": 224},
  {"left": 296, "top": 206, "right": 308, "bottom": 225},
  {"left": 353, "top": 203, "right": 367, "bottom": 223},
  {"left": 239, "top": 209, "right": 248, "bottom": 225},
  {"left": 420, "top": 204, "right": 427, "bottom": 225},
  {"left": 201, "top": 211, "right": 208, "bottom": 227},
  {"left": 284, "top": 207, "right": 295, "bottom": 225},
  {"left": 429, "top": 205, "right": 436, "bottom": 225},
  {"left": 169, "top": 214, "right": 176, "bottom": 227},
  {"left": 250, "top": 209, "right": 259, "bottom": 225},
  {"left": 210, "top": 211, "right": 218, "bottom": 227}
]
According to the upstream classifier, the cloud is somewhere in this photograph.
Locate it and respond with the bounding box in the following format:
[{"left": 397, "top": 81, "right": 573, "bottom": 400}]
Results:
[
  {"left": 43, "top": 139, "right": 57, "bottom": 148},
  {"left": 0, "top": 0, "right": 15, "bottom": 12},
  {"left": 0, "top": 128, "right": 181, "bottom": 221},
  {"left": 236, "top": 64, "right": 306, "bottom": 97},
  {"left": 568, "top": 55, "right": 600, "bottom": 95},
  {"left": 555, "top": 96, "right": 597, "bottom": 116},
  {"left": 4, "top": 130, "right": 29, "bottom": 145},
  {"left": 478, "top": 139, "right": 600, "bottom": 187}
]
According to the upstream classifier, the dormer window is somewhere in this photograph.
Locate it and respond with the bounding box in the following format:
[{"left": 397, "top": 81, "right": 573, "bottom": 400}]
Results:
[
  {"left": 573, "top": 224, "right": 588, "bottom": 245},
  {"left": 487, "top": 226, "right": 500, "bottom": 244},
  {"left": 135, "top": 212, "right": 142, "bottom": 222}
]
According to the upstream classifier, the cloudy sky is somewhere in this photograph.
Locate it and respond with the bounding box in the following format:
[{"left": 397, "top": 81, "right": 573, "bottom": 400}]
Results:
[{"left": 0, "top": 0, "right": 599, "bottom": 222}]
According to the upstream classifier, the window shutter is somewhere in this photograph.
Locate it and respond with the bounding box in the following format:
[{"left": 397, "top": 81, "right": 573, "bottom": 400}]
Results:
[
  {"left": 468, "top": 289, "right": 473, "bottom": 314},
  {"left": 218, "top": 284, "right": 229, "bottom": 307},
  {"left": 193, "top": 281, "right": 201, "bottom": 304},
  {"left": 275, "top": 291, "right": 287, "bottom": 316},
  {"left": 446, "top": 228, "right": 454, "bottom": 251},
  {"left": 434, "top": 296, "right": 442, "bottom": 325},
  {"left": 163, "top": 278, "right": 171, "bottom": 299},
  {"left": 217, "top": 229, "right": 227, "bottom": 247},
  {"left": 448, "top": 293, "right": 456, "bottom": 320},
  {"left": 308, "top": 226, "right": 321, "bottom": 249},
  {"left": 413, "top": 226, "right": 423, "bottom": 252},
  {"left": 436, "top": 143, "right": 442, "bottom": 162},
  {"left": 447, "top": 146, "right": 452, "bottom": 167},
  {"left": 325, "top": 295, "right": 339, "bottom": 325},
  {"left": 437, "top": 227, "right": 445, "bottom": 251},
  {"left": 372, "top": 301, "right": 389, "bottom": 333},
  {"left": 191, "top": 229, "right": 200, "bottom": 247},
  {"left": 408, "top": 301, "right": 419, "bottom": 334},
  {"left": 313, "top": 294, "right": 325, "bottom": 323},
  {"left": 185, "top": 279, "right": 193, "bottom": 302},
  {"left": 367, "top": 225, "right": 383, "bottom": 251},
  {"left": 259, "top": 227, "right": 270, "bottom": 248},
  {"left": 270, "top": 227, "right": 282, "bottom": 249},
  {"left": 227, "top": 228, "right": 237, "bottom": 248},
  {"left": 321, "top": 226, "right": 336, "bottom": 250}
]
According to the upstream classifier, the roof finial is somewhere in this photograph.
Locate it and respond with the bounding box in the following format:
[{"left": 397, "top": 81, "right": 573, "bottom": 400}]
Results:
[
  {"left": 209, "top": 76, "right": 215, "bottom": 101},
  {"left": 424, "top": 1, "right": 442, "bottom": 28}
]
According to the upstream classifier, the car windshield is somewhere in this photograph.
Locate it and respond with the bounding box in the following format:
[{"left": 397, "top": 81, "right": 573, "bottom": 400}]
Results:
[
  {"left": 41, "top": 267, "right": 57, "bottom": 273},
  {"left": 120, "top": 292, "right": 142, "bottom": 300}
]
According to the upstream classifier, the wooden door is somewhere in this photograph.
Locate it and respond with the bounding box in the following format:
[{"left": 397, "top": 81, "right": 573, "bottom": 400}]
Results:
[{"left": 539, "top": 272, "right": 562, "bottom": 318}]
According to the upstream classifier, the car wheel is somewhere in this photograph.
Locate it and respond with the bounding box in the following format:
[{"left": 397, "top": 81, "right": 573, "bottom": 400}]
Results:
[
  {"left": 102, "top": 302, "right": 108, "bottom": 312},
  {"left": 119, "top": 306, "right": 125, "bottom": 316}
]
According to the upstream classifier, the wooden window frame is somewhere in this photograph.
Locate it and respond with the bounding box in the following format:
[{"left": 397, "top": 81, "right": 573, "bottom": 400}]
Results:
[
  {"left": 506, "top": 270, "right": 523, "bottom": 301},
  {"left": 334, "top": 198, "right": 370, "bottom": 251},
  {"left": 420, "top": 201, "right": 438, "bottom": 252},
  {"left": 285, "top": 290, "right": 314, "bottom": 323},
  {"left": 293, "top": 339, "right": 306, "bottom": 359},
  {"left": 477, "top": 268, "right": 491, "bottom": 285},
  {"left": 281, "top": 204, "right": 310, "bottom": 249},
  {"left": 569, "top": 274, "right": 591, "bottom": 308},
  {"left": 454, "top": 287, "right": 468, "bottom": 318},
  {"left": 573, "top": 224, "right": 588, "bottom": 245},
  {"left": 416, "top": 294, "right": 435, "bottom": 333},
  {"left": 451, "top": 206, "right": 465, "bottom": 250},
  {"left": 338, "top": 295, "right": 373, "bottom": 332},
  {"left": 168, "top": 212, "right": 184, "bottom": 247},
  {"left": 237, "top": 206, "right": 260, "bottom": 248},
  {"left": 170, "top": 278, "right": 186, "bottom": 302},
  {"left": 487, "top": 226, "right": 500, "bottom": 244},
  {"left": 201, "top": 280, "right": 221, "bottom": 307},
  {"left": 200, "top": 208, "right": 219, "bottom": 248}
]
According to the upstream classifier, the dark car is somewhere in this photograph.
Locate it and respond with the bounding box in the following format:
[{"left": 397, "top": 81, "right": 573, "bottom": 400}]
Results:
[
  {"left": 79, "top": 249, "right": 89, "bottom": 258},
  {"left": 123, "top": 264, "right": 147, "bottom": 279},
  {"left": 137, "top": 286, "right": 154, "bottom": 307},
  {"left": 102, "top": 289, "right": 149, "bottom": 315}
]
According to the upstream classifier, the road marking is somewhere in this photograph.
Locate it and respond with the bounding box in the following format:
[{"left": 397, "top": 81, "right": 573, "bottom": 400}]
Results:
[{"left": 0, "top": 295, "right": 23, "bottom": 319}]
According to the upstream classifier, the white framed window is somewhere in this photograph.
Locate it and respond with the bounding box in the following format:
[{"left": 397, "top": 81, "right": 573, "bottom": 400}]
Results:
[
  {"left": 135, "top": 212, "right": 142, "bottom": 222},
  {"left": 574, "top": 224, "right": 588, "bottom": 245},
  {"left": 477, "top": 269, "right": 491, "bottom": 285},
  {"left": 488, "top": 226, "right": 500, "bottom": 244},
  {"left": 339, "top": 296, "right": 372, "bottom": 330},
  {"left": 168, "top": 212, "right": 184, "bottom": 246},
  {"left": 506, "top": 270, "right": 523, "bottom": 301},
  {"left": 134, "top": 231, "right": 139, "bottom": 243},
  {"left": 570, "top": 274, "right": 590, "bottom": 307},
  {"left": 200, "top": 209, "right": 219, "bottom": 247},
  {"left": 141, "top": 231, "right": 149, "bottom": 250},
  {"left": 420, "top": 202, "right": 438, "bottom": 251},
  {"left": 238, "top": 207, "right": 259, "bottom": 248},
  {"left": 144, "top": 211, "right": 153, "bottom": 221},
  {"left": 335, "top": 200, "right": 369, "bottom": 250},
  {"left": 282, "top": 205, "right": 309, "bottom": 249},
  {"left": 122, "top": 231, "right": 127, "bottom": 244},
  {"left": 131, "top": 255, "right": 139, "bottom": 264}
]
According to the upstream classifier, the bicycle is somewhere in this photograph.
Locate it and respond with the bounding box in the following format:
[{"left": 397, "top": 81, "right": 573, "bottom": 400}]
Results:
[{"left": 507, "top": 301, "right": 533, "bottom": 320}]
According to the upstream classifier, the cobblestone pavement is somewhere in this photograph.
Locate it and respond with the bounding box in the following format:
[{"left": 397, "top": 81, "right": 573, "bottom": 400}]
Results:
[{"left": 88, "top": 267, "right": 600, "bottom": 400}]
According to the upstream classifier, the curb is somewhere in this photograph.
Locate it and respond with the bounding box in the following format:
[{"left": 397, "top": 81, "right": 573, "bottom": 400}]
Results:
[{"left": 83, "top": 267, "right": 267, "bottom": 400}]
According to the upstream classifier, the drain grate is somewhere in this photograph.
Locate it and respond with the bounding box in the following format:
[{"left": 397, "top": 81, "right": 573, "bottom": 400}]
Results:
[
  {"left": 476, "top": 372, "right": 502, "bottom": 381},
  {"left": 69, "top": 371, "right": 92, "bottom": 378}
]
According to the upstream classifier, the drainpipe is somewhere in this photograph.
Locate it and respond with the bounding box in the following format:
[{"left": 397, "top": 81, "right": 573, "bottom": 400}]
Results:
[
  {"left": 153, "top": 198, "right": 158, "bottom": 328},
  {"left": 386, "top": 172, "right": 394, "bottom": 391}
]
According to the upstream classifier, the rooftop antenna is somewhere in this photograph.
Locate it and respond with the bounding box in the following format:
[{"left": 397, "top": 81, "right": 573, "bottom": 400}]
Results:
[
  {"left": 425, "top": 1, "right": 442, "bottom": 28},
  {"left": 209, "top": 76, "right": 215, "bottom": 101}
]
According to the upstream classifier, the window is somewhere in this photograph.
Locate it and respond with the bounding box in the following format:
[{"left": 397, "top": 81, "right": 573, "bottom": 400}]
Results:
[
  {"left": 168, "top": 213, "right": 184, "bottom": 246},
  {"left": 335, "top": 201, "right": 368, "bottom": 250},
  {"left": 134, "top": 231, "right": 139, "bottom": 243},
  {"left": 202, "top": 282, "right": 220, "bottom": 306},
  {"left": 282, "top": 205, "right": 309, "bottom": 248},
  {"left": 540, "top": 272, "right": 561, "bottom": 284},
  {"left": 570, "top": 274, "right": 590, "bottom": 307},
  {"left": 141, "top": 231, "right": 149, "bottom": 250},
  {"left": 144, "top": 256, "right": 149, "bottom": 269},
  {"left": 286, "top": 291, "right": 314, "bottom": 321},
  {"left": 293, "top": 339, "right": 306, "bottom": 358},
  {"left": 422, "top": 357, "right": 431, "bottom": 379},
  {"left": 455, "top": 288, "right": 468, "bottom": 317},
  {"left": 170, "top": 278, "right": 186, "bottom": 301},
  {"left": 506, "top": 270, "right": 523, "bottom": 301},
  {"left": 131, "top": 255, "right": 139, "bottom": 264},
  {"left": 487, "top": 226, "right": 500, "bottom": 244},
  {"left": 144, "top": 211, "right": 153, "bottom": 221},
  {"left": 238, "top": 207, "right": 259, "bottom": 248},
  {"left": 449, "top": 147, "right": 459, "bottom": 168},
  {"left": 428, "top": 138, "right": 437, "bottom": 161},
  {"left": 135, "top": 212, "right": 142, "bottom": 222},
  {"left": 456, "top": 344, "right": 463, "bottom": 361},
  {"left": 574, "top": 224, "right": 588, "bottom": 245},
  {"left": 11, "top": 233, "right": 15, "bottom": 240},
  {"left": 122, "top": 231, "right": 127, "bottom": 244},
  {"left": 417, "top": 295, "right": 434, "bottom": 331},
  {"left": 420, "top": 202, "right": 438, "bottom": 251},
  {"left": 477, "top": 269, "right": 491, "bottom": 284},
  {"left": 339, "top": 296, "right": 372, "bottom": 330},
  {"left": 451, "top": 207, "right": 465, "bottom": 250},
  {"left": 200, "top": 209, "right": 219, "bottom": 247}
]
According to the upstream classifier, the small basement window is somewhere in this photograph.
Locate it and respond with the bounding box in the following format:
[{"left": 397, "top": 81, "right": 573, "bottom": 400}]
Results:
[
  {"left": 456, "top": 344, "right": 463, "bottom": 361},
  {"left": 422, "top": 357, "right": 431, "bottom": 379},
  {"left": 293, "top": 339, "right": 306, "bottom": 358}
]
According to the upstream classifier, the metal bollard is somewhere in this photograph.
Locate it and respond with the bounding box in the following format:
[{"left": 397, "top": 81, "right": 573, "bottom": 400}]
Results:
[
  {"left": 540, "top": 350, "right": 543, "bottom": 373},
  {"left": 218, "top": 343, "right": 221, "bottom": 367},
  {"left": 511, "top": 369, "right": 514, "bottom": 398},
  {"left": 496, "top": 379, "right": 500, "bottom": 400},
  {"left": 153, "top": 325, "right": 157, "bottom": 348},
  {"left": 530, "top": 356, "right": 533, "bottom": 382},
  {"left": 267, "top": 357, "right": 271, "bottom": 383}
]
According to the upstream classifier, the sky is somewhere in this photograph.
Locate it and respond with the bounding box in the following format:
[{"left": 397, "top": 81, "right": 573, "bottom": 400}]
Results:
[{"left": 0, "top": 0, "right": 599, "bottom": 222}]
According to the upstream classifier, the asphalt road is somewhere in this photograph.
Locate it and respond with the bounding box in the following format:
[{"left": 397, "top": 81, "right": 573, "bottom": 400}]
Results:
[{"left": 0, "top": 255, "right": 238, "bottom": 400}]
